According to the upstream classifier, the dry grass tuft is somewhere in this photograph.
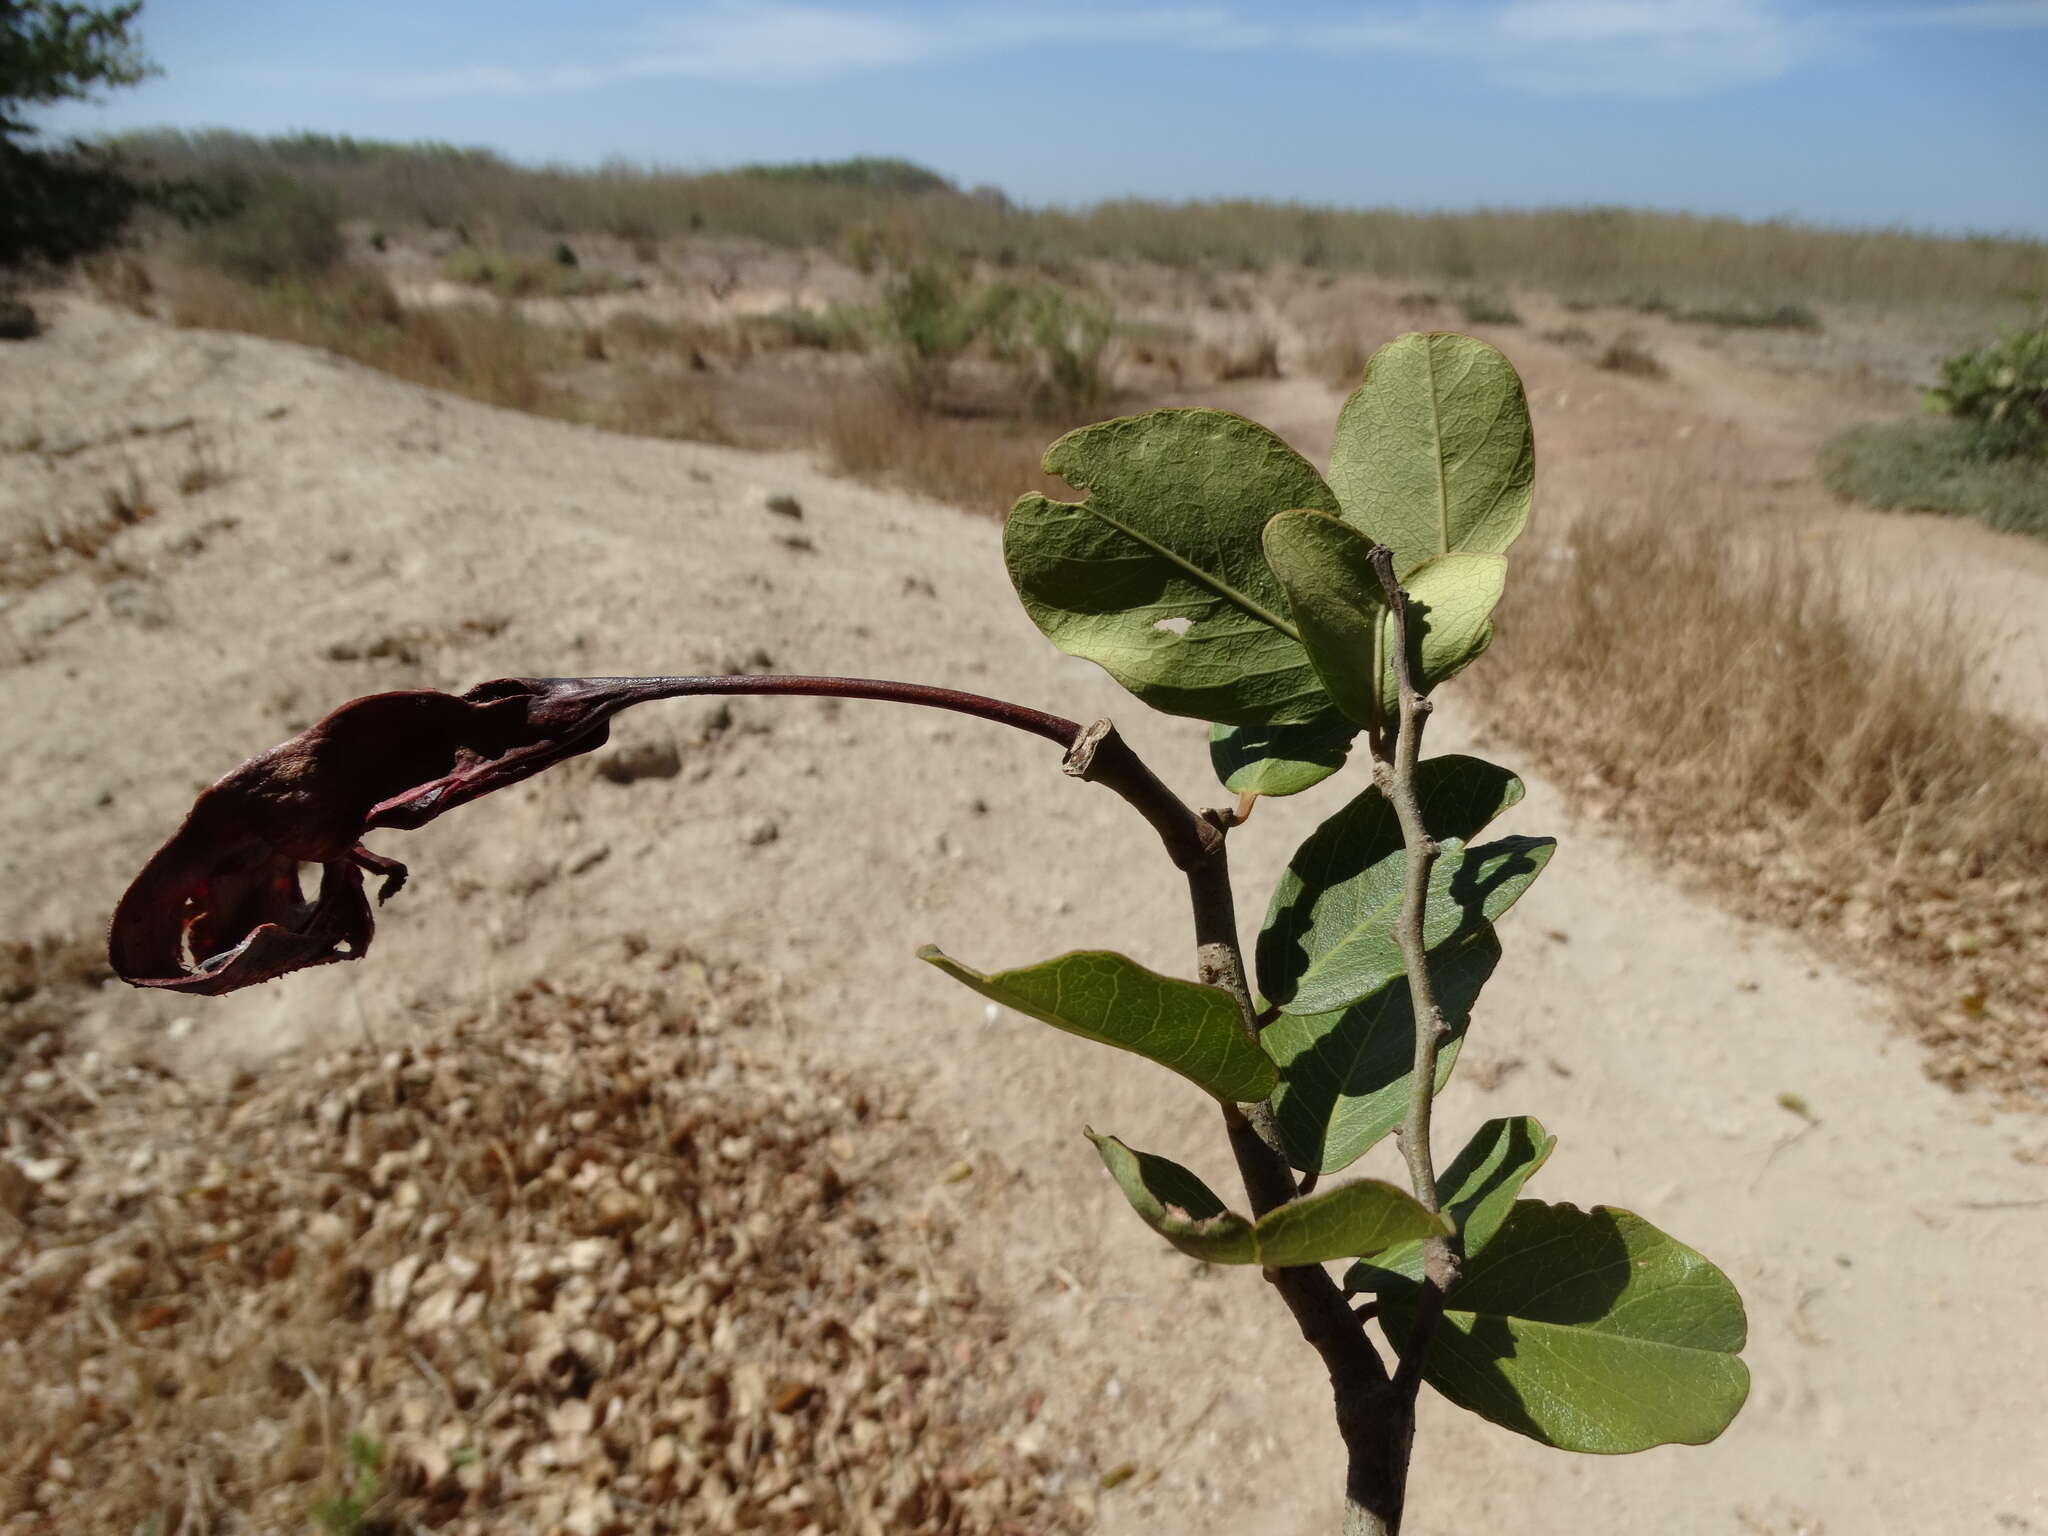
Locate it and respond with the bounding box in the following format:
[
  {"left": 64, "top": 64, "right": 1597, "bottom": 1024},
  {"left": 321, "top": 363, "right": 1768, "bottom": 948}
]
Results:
[
  {"left": 607, "top": 364, "right": 736, "bottom": 445},
  {"left": 1311, "top": 334, "right": 1374, "bottom": 389},
  {"left": 1476, "top": 510, "right": 2048, "bottom": 1101},
  {"left": 1204, "top": 331, "right": 1282, "bottom": 381},
  {"left": 0, "top": 465, "right": 158, "bottom": 595},
  {"left": 1595, "top": 335, "right": 1667, "bottom": 379},
  {"left": 815, "top": 393, "right": 1076, "bottom": 516},
  {"left": 1, "top": 964, "right": 1094, "bottom": 1534}
]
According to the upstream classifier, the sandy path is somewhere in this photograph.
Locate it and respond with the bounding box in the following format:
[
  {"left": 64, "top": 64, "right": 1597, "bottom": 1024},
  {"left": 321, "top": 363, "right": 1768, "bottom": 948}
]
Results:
[{"left": 4, "top": 297, "right": 2046, "bottom": 1533}]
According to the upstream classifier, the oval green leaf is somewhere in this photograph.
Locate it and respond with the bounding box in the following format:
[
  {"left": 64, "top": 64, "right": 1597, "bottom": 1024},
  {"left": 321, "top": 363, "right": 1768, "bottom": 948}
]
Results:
[
  {"left": 920, "top": 946, "right": 1276, "bottom": 1103},
  {"left": 1271, "top": 836, "right": 1554, "bottom": 1017},
  {"left": 1256, "top": 755, "right": 1533, "bottom": 1013},
  {"left": 1376, "top": 552, "right": 1508, "bottom": 715},
  {"left": 1208, "top": 715, "right": 1359, "bottom": 798},
  {"left": 1087, "top": 1130, "right": 1448, "bottom": 1266},
  {"left": 1263, "top": 508, "right": 1389, "bottom": 730},
  {"left": 1266, "top": 931, "right": 1501, "bottom": 1175},
  {"left": 1344, "top": 1114, "right": 1556, "bottom": 1291},
  {"left": 1005, "top": 408, "right": 1338, "bottom": 726},
  {"left": 1380, "top": 1200, "right": 1750, "bottom": 1454},
  {"left": 1329, "top": 333, "right": 1534, "bottom": 578}
]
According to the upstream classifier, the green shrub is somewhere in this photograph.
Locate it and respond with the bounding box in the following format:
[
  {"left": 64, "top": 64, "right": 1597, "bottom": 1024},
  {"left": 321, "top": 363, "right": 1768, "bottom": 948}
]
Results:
[
  {"left": 729, "top": 156, "right": 954, "bottom": 193},
  {"left": 187, "top": 173, "right": 344, "bottom": 284},
  {"left": 879, "top": 263, "right": 991, "bottom": 408},
  {"left": 1822, "top": 419, "right": 2048, "bottom": 537},
  {"left": 882, "top": 264, "right": 980, "bottom": 360},
  {"left": 992, "top": 285, "right": 1113, "bottom": 416},
  {"left": 1928, "top": 318, "right": 2048, "bottom": 461},
  {"left": 1, "top": 5, "right": 152, "bottom": 268}
]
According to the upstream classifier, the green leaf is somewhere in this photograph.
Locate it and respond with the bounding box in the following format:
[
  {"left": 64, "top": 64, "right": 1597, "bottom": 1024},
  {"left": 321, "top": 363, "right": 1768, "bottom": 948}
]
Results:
[
  {"left": 1376, "top": 552, "right": 1508, "bottom": 714},
  {"left": 1274, "top": 836, "right": 1552, "bottom": 1017},
  {"left": 1262, "top": 508, "right": 1389, "bottom": 730},
  {"left": 1257, "top": 756, "right": 1539, "bottom": 1014},
  {"left": 919, "top": 946, "right": 1276, "bottom": 1103},
  {"left": 1438, "top": 1116, "right": 1557, "bottom": 1257},
  {"left": 1329, "top": 333, "right": 1534, "bottom": 578},
  {"left": 1005, "top": 408, "right": 1339, "bottom": 726},
  {"left": 1208, "top": 715, "right": 1359, "bottom": 798},
  {"left": 1266, "top": 932, "right": 1501, "bottom": 1175},
  {"left": 1380, "top": 1201, "right": 1750, "bottom": 1453},
  {"left": 1344, "top": 1114, "right": 1556, "bottom": 1291},
  {"left": 1087, "top": 1130, "right": 1448, "bottom": 1266}
]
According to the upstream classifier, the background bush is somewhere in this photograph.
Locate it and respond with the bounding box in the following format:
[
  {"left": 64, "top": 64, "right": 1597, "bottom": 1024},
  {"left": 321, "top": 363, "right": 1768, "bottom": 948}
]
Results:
[
  {"left": 185, "top": 172, "right": 345, "bottom": 285},
  {"left": 1, "top": 3, "right": 152, "bottom": 269},
  {"left": 1929, "top": 318, "right": 2048, "bottom": 461}
]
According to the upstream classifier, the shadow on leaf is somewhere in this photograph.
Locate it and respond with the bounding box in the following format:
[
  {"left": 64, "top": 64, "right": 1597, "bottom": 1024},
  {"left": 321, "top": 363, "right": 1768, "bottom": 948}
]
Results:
[{"left": 1272, "top": 933, "right": 1500, "bottom": 1173}]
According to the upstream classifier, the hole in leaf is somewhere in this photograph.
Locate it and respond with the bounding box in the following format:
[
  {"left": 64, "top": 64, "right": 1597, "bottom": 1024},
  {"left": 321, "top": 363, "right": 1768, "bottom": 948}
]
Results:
[{"left": 1153, "top": 616, "right": 1193, "bottom": 636}]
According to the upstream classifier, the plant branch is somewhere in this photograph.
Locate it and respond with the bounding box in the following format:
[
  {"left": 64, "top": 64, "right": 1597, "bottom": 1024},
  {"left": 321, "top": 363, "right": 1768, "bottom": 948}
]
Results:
[
  {"left": 665, "top": 684, "right": 1410, "bottom": 1530},
  {"left": 1365, "top": 548, "right": 1460, "bottom": 1405},
  {"left": 1060, "top": 718, "right": 1222, "bottom": 871},
  {"left": 1083, "top": 732, "right": 1404, "bottom": 1536},
  {"left": 599, "top": 673, "right": 1083, "bottom": 750}
]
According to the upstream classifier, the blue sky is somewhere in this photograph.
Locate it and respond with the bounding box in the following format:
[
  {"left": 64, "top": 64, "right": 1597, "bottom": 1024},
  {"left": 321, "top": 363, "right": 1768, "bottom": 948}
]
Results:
[{"left": 35, "top": 1, "right": 2048, "bottom": 236}]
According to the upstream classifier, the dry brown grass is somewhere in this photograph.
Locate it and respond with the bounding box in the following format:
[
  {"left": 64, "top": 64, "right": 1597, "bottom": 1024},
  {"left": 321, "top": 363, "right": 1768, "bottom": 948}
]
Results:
[
  {"left": 1309, "top": 333, "right": 1374, "bottom": 389},
  {"left": 814, "top": 393, "right": 1075, "bottom": 517},
  {"left": 174, "top": 268, "right": 568, "bottom": 417},
  {"left": 1, "top": 961, "right": 1093, "bottom": 1534},
  {"left": 607, "top": 363, "right": 736, "bottom": 444},
  {"left": 120, "top": 132, "right": 2048, "bottom": 308},
  {"left": 0, "top": 463, "right": 158, "bottom": 595},
  {"left": 1474, "top": 510, "right": 2048, "bottom": 1101},
  {"left": 171, "top": 272, "right": 753, "bottom": 449},
  {"left": 1205, "top": 331, "right": 1283, "bottom": 381}
]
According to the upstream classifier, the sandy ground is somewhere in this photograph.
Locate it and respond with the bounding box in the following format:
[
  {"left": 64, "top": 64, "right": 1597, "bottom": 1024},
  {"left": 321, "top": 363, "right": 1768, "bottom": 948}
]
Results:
[{"left": 4, "top": 295, "right": 2047, "bottom": 1534}]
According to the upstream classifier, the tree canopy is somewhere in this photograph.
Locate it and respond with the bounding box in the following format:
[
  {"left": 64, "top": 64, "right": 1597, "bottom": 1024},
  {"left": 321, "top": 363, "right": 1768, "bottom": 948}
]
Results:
[{"left": 1, "top": 2, "right": 155, "bottom": 268}]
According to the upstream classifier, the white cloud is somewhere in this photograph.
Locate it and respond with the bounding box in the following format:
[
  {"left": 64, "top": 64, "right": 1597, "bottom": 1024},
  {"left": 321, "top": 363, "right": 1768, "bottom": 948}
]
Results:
[
  {"left": 629, "top": 6, "right": 935, "bottom": 82},
  {"left": 1486, "top": 0, "right": 1816, "bottom": 95},
  {"left": 386, "top": 4, "right": 1250, "bottom": 94},
  {"left": 380, "top": 1, "right": 2031, "bottom": 102}
]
